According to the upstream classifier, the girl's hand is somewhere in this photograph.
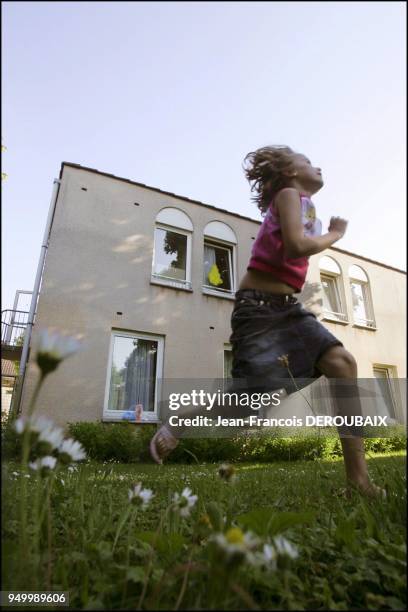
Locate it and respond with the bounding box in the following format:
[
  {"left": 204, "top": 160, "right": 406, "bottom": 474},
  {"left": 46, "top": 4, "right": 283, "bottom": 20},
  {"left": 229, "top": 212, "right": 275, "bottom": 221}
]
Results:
[{"left": 328, "top": 216, "right": 348, "bottom": 238}]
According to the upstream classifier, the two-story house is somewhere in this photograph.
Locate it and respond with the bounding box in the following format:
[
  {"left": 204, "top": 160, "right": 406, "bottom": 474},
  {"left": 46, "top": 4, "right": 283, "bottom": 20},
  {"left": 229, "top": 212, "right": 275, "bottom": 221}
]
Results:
[{"left": 15, "top": 163, "right": 406, "bottom": 428}]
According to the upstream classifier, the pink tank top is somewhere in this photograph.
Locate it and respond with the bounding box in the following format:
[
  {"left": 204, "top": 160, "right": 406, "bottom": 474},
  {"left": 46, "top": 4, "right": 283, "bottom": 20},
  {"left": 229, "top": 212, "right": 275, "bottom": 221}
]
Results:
[{"left": 247, "top": 189, "right": 322, "bottom": 291}]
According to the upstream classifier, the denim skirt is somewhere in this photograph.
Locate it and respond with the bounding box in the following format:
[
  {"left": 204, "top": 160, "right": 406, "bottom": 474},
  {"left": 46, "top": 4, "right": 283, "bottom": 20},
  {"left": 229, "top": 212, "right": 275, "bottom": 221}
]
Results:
[{"left": 228, "top": 288, "right": 344, "bottom": 396}]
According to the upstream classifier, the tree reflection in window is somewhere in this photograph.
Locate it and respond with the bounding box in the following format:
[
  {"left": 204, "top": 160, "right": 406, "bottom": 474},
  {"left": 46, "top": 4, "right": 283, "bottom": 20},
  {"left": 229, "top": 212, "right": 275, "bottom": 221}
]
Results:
[
  {"left": 154, "top": 228, "right": 187, "bottom": 280},
  {"left": 350, "top": 281, "right": 368, "bottom": 321}
]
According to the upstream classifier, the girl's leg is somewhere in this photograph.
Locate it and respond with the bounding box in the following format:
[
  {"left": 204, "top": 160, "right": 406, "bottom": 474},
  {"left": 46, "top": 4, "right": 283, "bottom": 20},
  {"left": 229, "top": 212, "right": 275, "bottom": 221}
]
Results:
[{"left": 315, "top": 345, "right": 385, "bottom": 497}]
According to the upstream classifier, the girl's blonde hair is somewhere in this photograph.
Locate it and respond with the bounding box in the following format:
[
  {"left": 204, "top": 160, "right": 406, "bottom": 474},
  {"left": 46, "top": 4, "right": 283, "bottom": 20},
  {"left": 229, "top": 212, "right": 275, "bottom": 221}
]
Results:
[{"left": 242, "top": 145, "right": 298, "bottom": 215}]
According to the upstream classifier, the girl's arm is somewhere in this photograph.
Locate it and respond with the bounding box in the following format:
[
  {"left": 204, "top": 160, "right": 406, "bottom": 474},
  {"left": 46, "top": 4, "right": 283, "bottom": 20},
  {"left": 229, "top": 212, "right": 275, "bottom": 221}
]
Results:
[{"left": 275, "top": 188, "right": 348, "bottom": 258}]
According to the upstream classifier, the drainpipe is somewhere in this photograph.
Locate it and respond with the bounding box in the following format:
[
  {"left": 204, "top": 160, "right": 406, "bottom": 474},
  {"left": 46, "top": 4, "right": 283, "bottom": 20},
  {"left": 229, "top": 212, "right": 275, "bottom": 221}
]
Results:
[{"left": 12, "top": 178, "right": 61, "bottom": 417}]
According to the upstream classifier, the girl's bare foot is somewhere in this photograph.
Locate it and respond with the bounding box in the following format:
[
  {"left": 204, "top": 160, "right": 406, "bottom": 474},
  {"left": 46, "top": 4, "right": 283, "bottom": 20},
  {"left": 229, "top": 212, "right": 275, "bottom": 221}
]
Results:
[{"left": 344, "top": 480, "right": 387, "bottom": 500}]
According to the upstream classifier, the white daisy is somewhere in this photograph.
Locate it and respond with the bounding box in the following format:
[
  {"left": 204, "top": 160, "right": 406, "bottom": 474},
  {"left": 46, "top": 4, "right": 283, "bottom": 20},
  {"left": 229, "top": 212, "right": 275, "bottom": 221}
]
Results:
[
  {"left": 14, "top": 415, "right": 58, "bottom": 450},
  {"left": 40, "top": 455, "right": 57, "bottom": 470},
  {"left": 36, "top": 329, "right": 81, "bottom": 375},
  {"left": 172, "top": 487, "right": 198, "bottom": 518},
  {"left": 30, "top": 415, "right": 56, "bottom": 433},
  {"left": 128, "top": 482, "right": 154, "bottom": 508},
  {"left": 58, "top": 438, "right": 87, "bottom": 463},
  {"left": 37, "top": 423, "right": 65, "bottom": 451},
  {"left": 15, "top": 415, "right": 56, "bottom": 436},
  {"left": 273, "top": 535, "right": 299, "bottom": 559},
  {"left": 263, "top": 543, "right": 276, "bottom": 562},
  {"left": 14, "top": 417, "right": 26, "bottom": 435},
  {"left": 212, "top": 527, "right": 260, "bottom": 565},
  {"left": 250, "top": 542, "right": 278, "bottom": 569},
  {"left": 28, "top": 455, "right": 57, "bottom": 472}
]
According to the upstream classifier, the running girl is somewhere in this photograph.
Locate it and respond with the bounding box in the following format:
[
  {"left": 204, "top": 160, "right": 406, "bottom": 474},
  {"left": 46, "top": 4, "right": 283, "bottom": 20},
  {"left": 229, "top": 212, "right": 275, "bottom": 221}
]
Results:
[{"left": 150, "top": 145, "right": 385, "bottom": 499}]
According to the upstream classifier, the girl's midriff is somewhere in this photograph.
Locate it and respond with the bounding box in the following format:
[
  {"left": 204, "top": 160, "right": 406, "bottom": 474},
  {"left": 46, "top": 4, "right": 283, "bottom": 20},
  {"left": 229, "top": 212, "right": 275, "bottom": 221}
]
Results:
[{"left": 238, "top": 268, "right": 298, "bottom": 295}]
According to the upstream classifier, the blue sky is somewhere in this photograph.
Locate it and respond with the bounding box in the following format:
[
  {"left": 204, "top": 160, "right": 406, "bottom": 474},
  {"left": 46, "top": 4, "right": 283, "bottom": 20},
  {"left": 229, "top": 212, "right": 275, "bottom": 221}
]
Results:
[{"left": 2, "top": 1, "right": 406, "bottom": 310}]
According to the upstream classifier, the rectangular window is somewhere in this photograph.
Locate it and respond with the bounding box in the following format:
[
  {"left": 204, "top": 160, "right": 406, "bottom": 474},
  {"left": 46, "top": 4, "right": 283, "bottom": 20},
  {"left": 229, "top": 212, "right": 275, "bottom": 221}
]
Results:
[
  {"left": 203, "top": 240, "right": 233, "bottom": 293},
  {"left": 104, "top": 331, "right": 164, "bottom": 421},
  {"left": 373, "top": 365, "right": 397, "bottom": 419},
  {"left": 320, "top": 274, "right": 347, "bottom": 322},
  {"left": 351, "top": 281, "right": 376, "bottom": 328}
]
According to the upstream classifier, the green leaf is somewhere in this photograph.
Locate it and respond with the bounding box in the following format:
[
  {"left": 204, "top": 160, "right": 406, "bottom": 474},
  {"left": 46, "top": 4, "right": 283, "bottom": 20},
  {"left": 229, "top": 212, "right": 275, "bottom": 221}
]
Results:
[
  {"left": 126, "top": 566, "right": 145, "bottom": 583},
  {"left": 135, "top": 531, "right": 185, "bottom": 557},
  {"left": 334, "top": 514, "right": 357, "bottom": 551},
  {"left": 360, "top": 503, "right": 382, "bottom": 541},
  {"left": 70, "top": 551, "right": 87, "bottom": 563},
  {"left": 236, "top": 508, "right": 315, "bottom": 537},
  {"left": 268, "top": 511, "right": 315, "bottom": 536},
  {"left": 91, "top": 541, "right": 113, "bottom": 560}
]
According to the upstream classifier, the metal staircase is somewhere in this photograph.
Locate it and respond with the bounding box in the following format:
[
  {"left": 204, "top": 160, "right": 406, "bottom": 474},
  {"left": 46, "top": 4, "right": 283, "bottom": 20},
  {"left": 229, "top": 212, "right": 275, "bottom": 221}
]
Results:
[
  {"left": 1, "top": 310, "right": 30, "bottom": 420},
  {"left": 1, "top": 309, "right": 30, "bottom": 361}
]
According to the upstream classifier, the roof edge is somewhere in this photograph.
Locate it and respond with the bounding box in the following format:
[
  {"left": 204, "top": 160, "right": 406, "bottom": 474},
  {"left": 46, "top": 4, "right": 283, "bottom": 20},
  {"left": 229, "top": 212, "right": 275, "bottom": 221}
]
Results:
[
  {"left": 60, "top": 161, "right": 259, "bottom": 225},
  {"left": 60, "top": 162, "right": 406, "bottom": 276}
]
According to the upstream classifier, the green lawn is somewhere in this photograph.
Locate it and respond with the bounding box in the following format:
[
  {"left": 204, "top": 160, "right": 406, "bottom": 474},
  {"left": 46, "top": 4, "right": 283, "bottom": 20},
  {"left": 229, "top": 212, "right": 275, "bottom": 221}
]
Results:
[{"left": 2, "top": 452, "right": 406, "bottom": 610}]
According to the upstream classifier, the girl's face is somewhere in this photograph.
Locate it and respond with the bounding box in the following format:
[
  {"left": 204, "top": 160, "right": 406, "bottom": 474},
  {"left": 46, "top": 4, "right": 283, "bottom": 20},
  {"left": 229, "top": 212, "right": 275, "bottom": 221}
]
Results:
[{"left": 289, "top": 153, "right": 324, "bottom": 190}]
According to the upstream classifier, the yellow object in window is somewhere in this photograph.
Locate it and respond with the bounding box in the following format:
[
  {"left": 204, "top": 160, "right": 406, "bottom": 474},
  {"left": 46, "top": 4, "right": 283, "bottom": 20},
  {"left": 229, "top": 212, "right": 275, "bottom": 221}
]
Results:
[{"left": 208, "top": 263, "right": 223, "bottom": 286}]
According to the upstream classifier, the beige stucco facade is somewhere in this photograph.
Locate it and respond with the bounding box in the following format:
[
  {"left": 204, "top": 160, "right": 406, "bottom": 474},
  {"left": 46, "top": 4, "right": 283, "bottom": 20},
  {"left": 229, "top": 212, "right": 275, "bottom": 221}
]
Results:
[{"left": 19, "top": 164, "right": 406, "bottom": 428}]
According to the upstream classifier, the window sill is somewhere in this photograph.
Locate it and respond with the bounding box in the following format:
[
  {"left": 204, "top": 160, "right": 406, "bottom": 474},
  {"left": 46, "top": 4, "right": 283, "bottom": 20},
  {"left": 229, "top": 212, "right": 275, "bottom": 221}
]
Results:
[
  {"left": 150, "top": 277, "right": 193, "bottom": 292},
  {"left": 352, "top": 323, "right": 377, "bottom": 331},
  {"left": 322, "top": 315, "right": 349, "bottom": 325},
  {"left": 202, "top": 287, "right": 235, "bottom": 300},
  {"left": 102, "top": 416, "right": 161, "bottom": 424}
]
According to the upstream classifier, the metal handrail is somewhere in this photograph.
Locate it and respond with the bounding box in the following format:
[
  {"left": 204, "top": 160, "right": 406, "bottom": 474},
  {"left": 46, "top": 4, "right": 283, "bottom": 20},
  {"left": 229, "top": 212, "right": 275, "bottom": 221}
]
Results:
[{"left": 1, "top": 310, "right": 30, "bottom": 346}]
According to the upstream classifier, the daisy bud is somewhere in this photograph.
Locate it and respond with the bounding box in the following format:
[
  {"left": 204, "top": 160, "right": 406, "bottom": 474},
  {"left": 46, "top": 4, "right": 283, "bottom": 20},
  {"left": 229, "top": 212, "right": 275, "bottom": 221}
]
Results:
[
  {"left": 277, "top": 354, "right": 290, "bottom": 368},
  {"left": 218, "top": 463, "right": 236, "bottom": 482}
]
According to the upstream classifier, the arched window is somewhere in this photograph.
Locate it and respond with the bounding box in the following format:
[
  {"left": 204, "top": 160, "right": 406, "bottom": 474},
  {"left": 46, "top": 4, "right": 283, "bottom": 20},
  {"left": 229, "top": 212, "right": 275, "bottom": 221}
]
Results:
[
  {"left": 318, "top": 256, "right": 348, "bottom": 322},
  {"left": 349, "top": 265, "right": 376, "bottom": 328},
  {"left": 151, "top": 207, "right": 193, "bottom": 290},
  {"left": 203, "top": 221, "right": 237, "bottom": 296}
]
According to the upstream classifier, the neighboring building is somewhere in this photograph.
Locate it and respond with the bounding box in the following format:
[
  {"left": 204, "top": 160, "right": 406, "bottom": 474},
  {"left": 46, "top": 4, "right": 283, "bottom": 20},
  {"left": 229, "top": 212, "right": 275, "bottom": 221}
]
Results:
[
  {"left": 18, "top": 163, "right": 406, "bottom": 428},
  {"left": 1, "top": 301, "right": 29, "bottom": 420},
  {"left": 1, "top": 359, "right": 18, "bottom": 419}
]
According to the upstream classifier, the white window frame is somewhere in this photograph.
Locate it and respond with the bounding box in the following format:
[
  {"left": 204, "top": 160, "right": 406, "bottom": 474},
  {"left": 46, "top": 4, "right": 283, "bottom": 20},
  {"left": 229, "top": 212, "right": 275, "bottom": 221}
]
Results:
[
  {"left": 103, "top": 329, "right": 164, "bottom": 423},
  {"left": 372, "top": 364, "right": 400, "bottom": 422},
  {"left": 202, "top": 237, "right": 235, "bottom": 299},
  {"left": 350, "top": 278, "right": 376, "bottom": 329},
  {"left": 151, "top": 223, "right": 192, "bottom": 291},
  {"left": 320, "top": 272, "right": 348, "bottom": 324}
]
